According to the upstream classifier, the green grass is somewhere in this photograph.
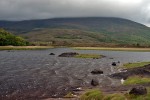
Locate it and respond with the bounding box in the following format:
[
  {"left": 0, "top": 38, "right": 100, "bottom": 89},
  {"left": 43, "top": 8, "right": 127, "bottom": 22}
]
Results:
[
  {"left": 0, "top": 46, "right": 53, "bottom": 50},
  {"left": 73, "top": 47, "right": 150, "bottom": 52},
  {"left": 80, "top": 88, "right": 150, "bottom": 100},
  {"left": 123, "top": 62, "right": 150, "bottom": 69},
  {"left": 123, "top": 76, "right": 150, "bottom": 85},
  {"left": 103, "top": 93, "right": 126, "bottom": 100},
  {"left": 80, "top": 89, "right": 104, "bottom": 100},
  {"left": 75, "top": 54, "right": 102, "bottom": 58}
]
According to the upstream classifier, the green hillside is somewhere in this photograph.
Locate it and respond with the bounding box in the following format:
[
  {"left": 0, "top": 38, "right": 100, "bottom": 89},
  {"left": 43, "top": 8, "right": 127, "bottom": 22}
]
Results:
[{"left": 0, "top": 17, "right": 150, "bottom": 47}]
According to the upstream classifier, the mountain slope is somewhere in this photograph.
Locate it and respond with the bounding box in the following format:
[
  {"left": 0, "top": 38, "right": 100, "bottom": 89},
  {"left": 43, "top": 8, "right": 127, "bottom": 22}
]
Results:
[{"left": 0, "top": 17, "right": 150, "bottom": 46}]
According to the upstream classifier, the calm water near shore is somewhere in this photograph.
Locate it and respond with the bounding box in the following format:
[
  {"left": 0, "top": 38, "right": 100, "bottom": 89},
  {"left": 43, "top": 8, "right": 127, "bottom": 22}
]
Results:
[{"left": 0, "top": 48, "right": 150, "bottom": 99}]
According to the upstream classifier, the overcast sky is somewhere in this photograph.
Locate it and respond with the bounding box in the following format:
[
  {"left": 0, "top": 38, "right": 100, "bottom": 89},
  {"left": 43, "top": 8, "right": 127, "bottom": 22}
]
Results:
[{"left": 0, "top": 0, "right": 150, "bottom": 26}]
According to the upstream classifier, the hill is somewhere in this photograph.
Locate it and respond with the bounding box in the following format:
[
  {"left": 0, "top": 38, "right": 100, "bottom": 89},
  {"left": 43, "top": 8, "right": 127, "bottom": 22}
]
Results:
[{"left": 0, "top": 17, "right": 150, "bottom": 47}]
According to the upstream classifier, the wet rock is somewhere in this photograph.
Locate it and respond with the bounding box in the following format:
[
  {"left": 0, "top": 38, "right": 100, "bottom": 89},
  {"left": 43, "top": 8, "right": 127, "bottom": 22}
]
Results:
[
  {"left": 91, "top": 69, "right": 103, "bottom": 74},
  {"left": 112, "top": 62, "right": 117, "bottom": 66},
  {"left": 58, "top": 52, "right": 79, "bottom": 57},
  {"left": 49, "top": 53, "right": 55, "bottom": 55},
  {"left": 129, "top": 86, "right": 147, "bottom": 95},
  {"left": 91, "top": 79, "right": 99, "bottom": 86}
]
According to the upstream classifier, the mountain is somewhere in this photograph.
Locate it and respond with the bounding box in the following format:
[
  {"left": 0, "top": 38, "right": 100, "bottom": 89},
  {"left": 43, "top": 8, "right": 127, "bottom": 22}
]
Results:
[{"left": 0, "top": 17, "right": 150, "bottom": 47}]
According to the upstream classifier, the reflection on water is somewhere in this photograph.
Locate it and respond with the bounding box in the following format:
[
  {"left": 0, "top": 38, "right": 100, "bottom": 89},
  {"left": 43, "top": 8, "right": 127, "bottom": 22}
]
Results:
[{"left": 0, "top": 48, "right": 150, "bottom": 99}]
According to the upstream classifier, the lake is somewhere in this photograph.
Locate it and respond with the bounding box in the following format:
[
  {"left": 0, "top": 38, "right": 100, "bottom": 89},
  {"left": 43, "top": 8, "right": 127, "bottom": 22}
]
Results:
[{"left": 0, "top": 48, "right": 150, "bottom": 99}]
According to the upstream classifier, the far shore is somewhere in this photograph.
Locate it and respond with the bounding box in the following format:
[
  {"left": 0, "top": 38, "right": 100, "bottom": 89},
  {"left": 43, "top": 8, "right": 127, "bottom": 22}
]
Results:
[
  {"left": 0, "top": 46, "right": 53, "bottom": 50},
  {"left": 73, "top": 47, "right": 150, "bottom": 52},
  {"left": 1, "top": 46, "right": 150, "bottom": 51}
]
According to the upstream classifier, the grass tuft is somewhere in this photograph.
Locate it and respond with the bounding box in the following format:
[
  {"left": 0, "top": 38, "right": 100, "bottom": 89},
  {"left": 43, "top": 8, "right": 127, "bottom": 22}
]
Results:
[{"left": 80, "top": 89, "right": 104, "bottom": 100}]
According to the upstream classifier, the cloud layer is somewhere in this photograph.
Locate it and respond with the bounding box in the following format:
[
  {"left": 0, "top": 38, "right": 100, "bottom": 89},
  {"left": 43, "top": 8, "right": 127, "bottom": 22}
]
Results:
[{"left": 0, "top": 0, "right": 150, "bottom": 25}]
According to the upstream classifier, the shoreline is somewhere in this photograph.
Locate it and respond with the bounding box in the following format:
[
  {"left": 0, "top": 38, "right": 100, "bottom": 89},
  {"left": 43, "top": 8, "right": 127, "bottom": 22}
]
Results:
[
  {"left": 73, "top": 47, "right": 150, "bottom": 52},
  {"left": 0, "top": 46, "right": 53, "bottom": 50},
  {"left": 1, "top": 46, "right": 150, "bottom": 51}
]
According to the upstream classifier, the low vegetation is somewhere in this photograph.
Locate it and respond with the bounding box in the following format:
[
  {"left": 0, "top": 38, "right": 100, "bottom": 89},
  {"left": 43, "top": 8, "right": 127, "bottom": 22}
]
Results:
[
  {"left": 103, "top": 93, "right": 126, "bottom": 100},
  {"left": 80, "top": 88, "right": 150, "bottom": 100},
  {"left": 123, "top": 76, "right": 150, "bottom": 85},
  {"left": 123, "top": 62, "right": 150, "bottom": 69},
  {"left": 80, "top": 89, "right": 104, "bottom": 100},
  {"left": 73, "top": 47, "right": 150, "bottom": 52},
  {"left": 0, "top": 29, "right": 29, "bottom": 46},
  {"left": 75, "top": 54, "right": 102, "bottom": 58},
  {"left": 0, "top": 46, "right": 53, "bottom": 50}
]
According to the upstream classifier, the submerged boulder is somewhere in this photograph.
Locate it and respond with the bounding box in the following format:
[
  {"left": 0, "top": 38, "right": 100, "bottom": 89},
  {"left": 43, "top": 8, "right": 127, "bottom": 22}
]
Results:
[
  {"left": 91, "top": 69, "right": 103, "bottom": 74},
  {"left": 129, "top": 86, "right": 147, "bottom": 95},
  {"left": 58, "top": 52, "right": 79, "bottom": 57}
]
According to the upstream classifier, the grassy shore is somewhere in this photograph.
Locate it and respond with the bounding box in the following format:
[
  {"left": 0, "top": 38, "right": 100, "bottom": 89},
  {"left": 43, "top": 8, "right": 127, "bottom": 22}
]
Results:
[
  {"left": 73, "top": 47, "right": 150, "bottom": 52},
  {"left": 80, "top": 88, "right": 150, "bottom": 100},
  {"left": 0, "top": 46, "right": 53, "bottom": 50},
  {"left": 123, "top": 62, "right": 150, "bottom": 69}
]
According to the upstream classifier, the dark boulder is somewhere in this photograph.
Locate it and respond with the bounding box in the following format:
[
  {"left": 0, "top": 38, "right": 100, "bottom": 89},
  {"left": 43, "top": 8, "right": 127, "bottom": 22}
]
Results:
[
  {"left": 91, "top": 79, "right": 99, "bottom": 86},
  {"left": 58, "top": 52, "right": 79, "bottom": 57},
  {"left": 112, "top": 62, "right": 117, "bottom": 66},
  {"left": 49, "top": 53, "right": 55, "bottom": 55},
  {"left": 129, "top": 86, "right": 147, "bottom": 95},
  {"left": 91, "top": 69, "right": 103, "bottom": 74}
]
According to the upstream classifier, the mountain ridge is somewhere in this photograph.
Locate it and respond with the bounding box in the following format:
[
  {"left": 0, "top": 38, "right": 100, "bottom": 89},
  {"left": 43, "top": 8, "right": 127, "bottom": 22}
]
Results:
[{"left": 0, "top": 17, "right": 150, "bottom": 47}]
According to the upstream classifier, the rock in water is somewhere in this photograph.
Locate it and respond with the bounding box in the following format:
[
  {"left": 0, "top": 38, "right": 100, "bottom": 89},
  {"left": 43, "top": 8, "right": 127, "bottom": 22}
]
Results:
[
  {"left": 112, "top": 62, "right": 117, "bottom": 66},
  {"left": 91, "top": 79, "right": 99, "bottom": 86},
  {"left": 49, "top": 53, "right": 55, "bottom": 55},
  {"left": 129, "top": 86, "right": 147, "bottom": 95},
  {"left": 91, "top": 69, "right": 103, "bottom": 74},
  {"left": 58, "top": 52, "right": 79, "bottom": 57}
]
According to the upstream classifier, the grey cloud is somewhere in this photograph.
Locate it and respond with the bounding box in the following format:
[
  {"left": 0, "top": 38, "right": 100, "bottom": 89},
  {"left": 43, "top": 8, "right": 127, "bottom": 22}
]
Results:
[{"left": 0, "top": 0, "right": 150, "bottom": 26}]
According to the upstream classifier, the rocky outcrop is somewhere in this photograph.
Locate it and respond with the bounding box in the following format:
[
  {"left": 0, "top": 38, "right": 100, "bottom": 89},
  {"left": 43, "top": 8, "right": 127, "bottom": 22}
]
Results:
[
  {"left": 91, "top": 69, "right": 103, "bottom": 74},
  {"left": 129, "top": 86, "right": 147, "bottom": 95},
  {"left": 58, "top": 52, "right": 79, "bottom": 57}
]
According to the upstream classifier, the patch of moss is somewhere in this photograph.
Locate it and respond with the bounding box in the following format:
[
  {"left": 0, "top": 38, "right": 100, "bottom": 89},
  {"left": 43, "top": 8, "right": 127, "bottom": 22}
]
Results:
[
  {"left": 123, "top": 76, "right": 150, "bottom": 85},
  {"left": 123, "top": 62, "right": 150, "bottom": 69},
  {"left": 80, "top": 89, "right": 104, "bottom": 100},
  {"left": 75, "top": 54, "right": 102, "bottom": 59}
]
